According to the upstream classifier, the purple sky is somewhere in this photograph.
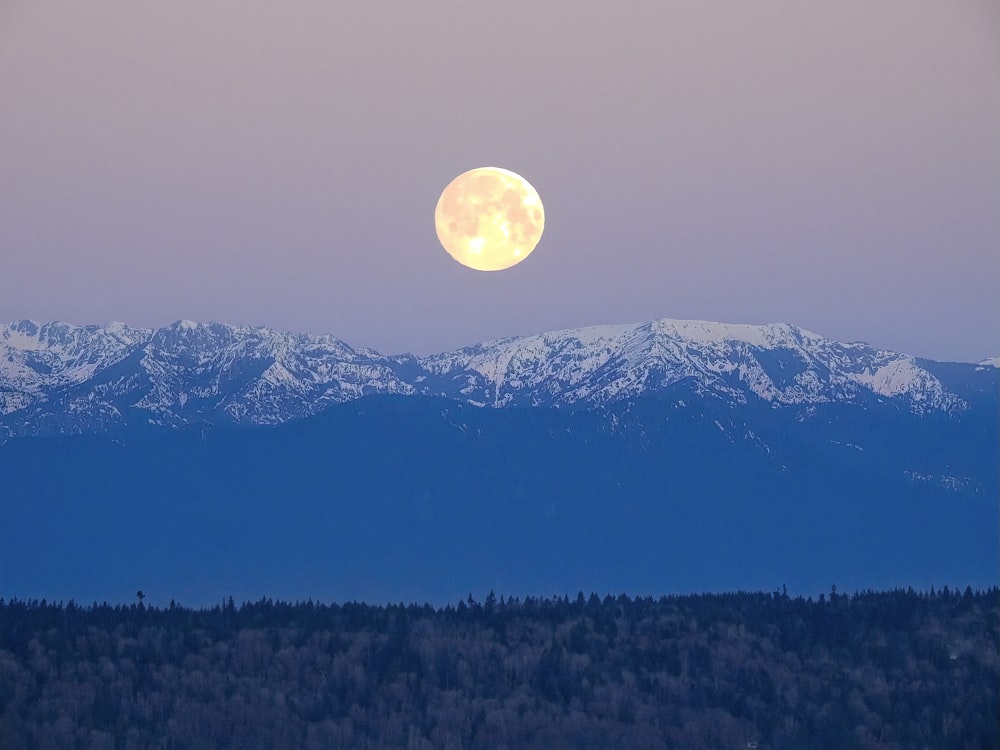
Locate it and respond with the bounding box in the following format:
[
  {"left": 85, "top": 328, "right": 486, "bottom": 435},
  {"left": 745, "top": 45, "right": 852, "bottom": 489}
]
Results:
[{"left": 1, "top": 1, "right": 997, "bottom": 361}]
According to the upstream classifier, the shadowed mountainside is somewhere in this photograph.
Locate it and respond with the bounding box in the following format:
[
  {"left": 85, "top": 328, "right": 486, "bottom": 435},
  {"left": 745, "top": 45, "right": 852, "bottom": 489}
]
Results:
[{"left": 2, "top": 394, "right": 996, "bottom": 605}]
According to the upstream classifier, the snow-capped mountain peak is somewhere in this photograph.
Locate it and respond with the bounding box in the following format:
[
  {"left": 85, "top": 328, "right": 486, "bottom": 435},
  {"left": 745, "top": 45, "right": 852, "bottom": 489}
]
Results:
[
  {"left": 1, "top": 320, "right": 151, "bottom": 416},
  {"left": 0, "top": 317, "right": 978, "bottom": 435},
  {"left": 417, "top": 318, "right": 963, "bottom": 412}
]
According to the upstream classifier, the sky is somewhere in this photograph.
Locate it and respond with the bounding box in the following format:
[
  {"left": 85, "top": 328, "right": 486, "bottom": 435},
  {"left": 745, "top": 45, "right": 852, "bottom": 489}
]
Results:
[{"left": 1, "top": 1, "right": 997, "bottom": 362}]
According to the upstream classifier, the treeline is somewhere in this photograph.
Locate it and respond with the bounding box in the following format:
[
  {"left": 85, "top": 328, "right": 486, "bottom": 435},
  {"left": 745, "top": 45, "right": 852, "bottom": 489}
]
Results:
[{"left": 1, "top": 587, "right": 997, "bottom": 749}]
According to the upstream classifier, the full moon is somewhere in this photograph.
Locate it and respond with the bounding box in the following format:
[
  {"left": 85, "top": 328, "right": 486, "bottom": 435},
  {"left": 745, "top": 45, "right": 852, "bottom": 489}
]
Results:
[{"left": 435, "top": 167, "right": 544, "bottom": 271}]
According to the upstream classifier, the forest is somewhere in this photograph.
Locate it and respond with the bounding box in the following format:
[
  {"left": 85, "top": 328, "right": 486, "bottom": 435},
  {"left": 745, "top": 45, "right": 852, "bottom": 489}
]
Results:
[{"left": 1, "top": 587, "right": 997, "bottom": 749}]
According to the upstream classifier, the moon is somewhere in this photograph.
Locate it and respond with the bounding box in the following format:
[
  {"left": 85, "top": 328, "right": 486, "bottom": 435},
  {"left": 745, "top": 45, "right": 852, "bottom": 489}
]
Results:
[{"left": 435, "top": 166, "right": 544, "bottom": 271}]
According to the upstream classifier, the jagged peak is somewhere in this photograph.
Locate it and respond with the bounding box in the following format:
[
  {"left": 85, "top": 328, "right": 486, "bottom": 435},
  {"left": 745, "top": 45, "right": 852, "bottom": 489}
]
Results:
[
  {"left": 2, "top": 319, "right": 150, "bottom": 349},
  {"left": 0, "top": 316, "right": 986, "bottom": 435},
  {"left": 158, "top": 319, "right": 353, "bottom": 347}
]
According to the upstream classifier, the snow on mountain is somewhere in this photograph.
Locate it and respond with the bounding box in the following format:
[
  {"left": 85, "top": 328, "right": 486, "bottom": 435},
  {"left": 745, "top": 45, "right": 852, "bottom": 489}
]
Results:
[
  {"left": 132, "top": 321, "right": 413, "bottom": 426},
  {"left": 1, "top": 320, "right": 149, "bottom": 417},
  {"left": 1, "top": 320, "right": 412, "bottom": 434},
  {"left": 0, "top": 317, "right": 970, "bottom": 435},
  {"left": 418, "top": 319, "right": 965, "bottom": 412},
  {"left": 978, "top": 356, "right": 1000, "bottom": 369}
]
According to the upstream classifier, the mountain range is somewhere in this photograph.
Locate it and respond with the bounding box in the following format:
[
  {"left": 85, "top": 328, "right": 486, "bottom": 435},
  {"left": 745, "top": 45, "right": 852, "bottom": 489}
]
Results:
[
  {"left": 1, "top": 317, "right": 991, "bottom": 436},
  {"left": 1, "top": 317, "right": 997, "bottom": 605}
]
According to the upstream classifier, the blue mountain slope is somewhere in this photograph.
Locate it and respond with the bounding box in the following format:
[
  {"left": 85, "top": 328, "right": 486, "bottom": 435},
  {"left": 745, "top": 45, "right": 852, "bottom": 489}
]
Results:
[
  {"left": 2, "top": 318, "right": 995, "bottom": 605},
  {"left": 2, "top": 394, "right": 995, "bottom": 606}
]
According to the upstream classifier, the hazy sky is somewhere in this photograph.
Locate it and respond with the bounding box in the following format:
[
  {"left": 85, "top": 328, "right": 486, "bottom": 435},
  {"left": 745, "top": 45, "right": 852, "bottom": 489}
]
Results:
[{"left": 1, "top": 1, "right": 997, "bottom": 361}]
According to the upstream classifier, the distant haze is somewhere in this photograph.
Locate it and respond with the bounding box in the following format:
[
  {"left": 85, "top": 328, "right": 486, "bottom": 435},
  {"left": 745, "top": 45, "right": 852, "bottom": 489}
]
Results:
[{"left": 1, "top": 1, "right": 997, "bottom": 362}]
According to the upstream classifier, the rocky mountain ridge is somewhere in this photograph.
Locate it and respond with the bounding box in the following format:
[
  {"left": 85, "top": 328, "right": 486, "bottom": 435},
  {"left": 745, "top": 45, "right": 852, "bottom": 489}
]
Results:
[{"left": 0, "top": 317, "right": 978, "bottom": 436}]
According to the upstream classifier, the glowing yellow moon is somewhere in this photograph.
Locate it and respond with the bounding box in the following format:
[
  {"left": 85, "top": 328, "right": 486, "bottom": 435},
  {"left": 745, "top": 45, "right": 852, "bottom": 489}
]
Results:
[{"left": 435, "top": 166, "right": 544, "bottom": 271}]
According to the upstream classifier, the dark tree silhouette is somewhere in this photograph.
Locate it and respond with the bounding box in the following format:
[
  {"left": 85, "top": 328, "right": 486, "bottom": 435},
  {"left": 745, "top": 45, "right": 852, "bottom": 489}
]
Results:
[{"left": 0, "top": 588, "right": 996, "bottom": 749}]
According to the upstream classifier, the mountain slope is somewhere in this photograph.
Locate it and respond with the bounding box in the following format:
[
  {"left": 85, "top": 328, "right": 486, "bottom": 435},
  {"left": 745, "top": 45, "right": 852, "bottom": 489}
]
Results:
[
  {"left": 2, "top": 320, "right": 413, "bottom": 434},
  {"left": 1, "top": 395, "right": 995, "bottom": 605},
  {"left": 2, "top": 318, "right": 996, "bottom": 603},
  {"left": 1, "top": 318, "right": 979, "bottom": 436},
  {"left": 417, "top": 319, "right": 965, "bottom": 412}
]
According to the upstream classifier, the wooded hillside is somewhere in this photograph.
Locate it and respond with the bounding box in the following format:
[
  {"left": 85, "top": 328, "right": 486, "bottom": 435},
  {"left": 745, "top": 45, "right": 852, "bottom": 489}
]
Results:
[{"left": 1, "top": 587, "right": 997, "bottom": 749}]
